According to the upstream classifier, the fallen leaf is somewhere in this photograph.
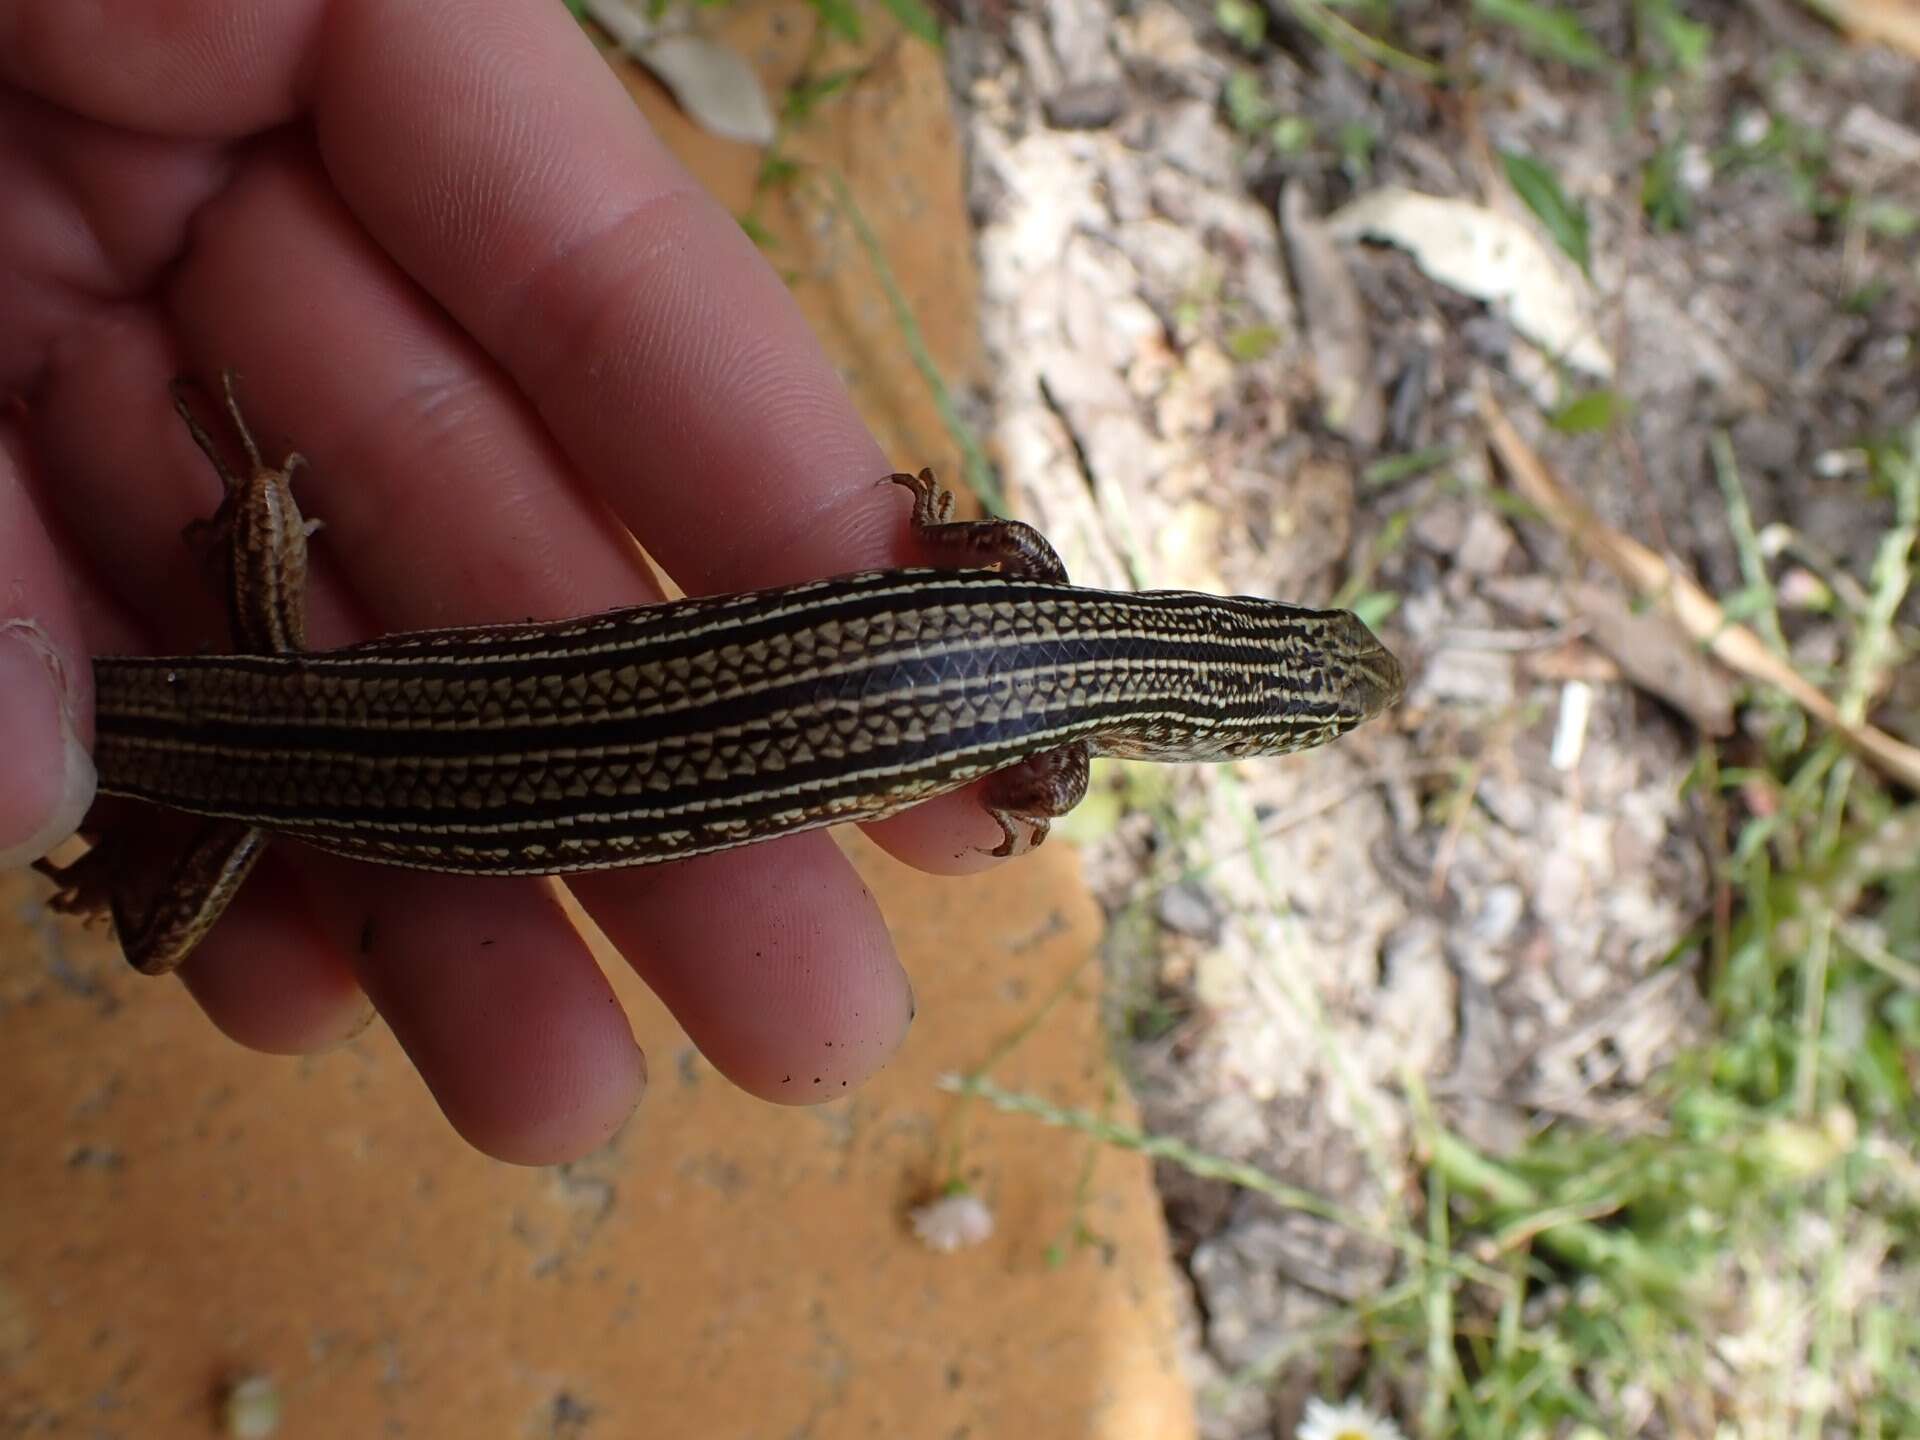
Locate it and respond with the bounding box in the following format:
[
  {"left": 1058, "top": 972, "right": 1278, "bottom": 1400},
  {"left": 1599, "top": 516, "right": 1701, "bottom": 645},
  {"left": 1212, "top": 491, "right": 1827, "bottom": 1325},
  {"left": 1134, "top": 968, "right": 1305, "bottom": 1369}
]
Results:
[
  {"left": 1280, "top": 183, "right": 1383, "bottom": 447},
  {"left": 584, "top": 0, "right": 775, "bottom": 146},
  {"left": 1569, "top": 579, "right": 1737, "bottom": 736},
  {"left": 1330, "top": 187, "right": 1613, "bottom": 378}
]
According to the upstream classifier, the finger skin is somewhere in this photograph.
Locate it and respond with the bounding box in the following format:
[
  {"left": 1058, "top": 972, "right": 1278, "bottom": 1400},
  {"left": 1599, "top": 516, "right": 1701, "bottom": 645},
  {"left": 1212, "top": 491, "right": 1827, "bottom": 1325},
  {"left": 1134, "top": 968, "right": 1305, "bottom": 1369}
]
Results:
[
  {"left": 571, "top": 846, "right": 914, "bottom": 1103},
  {"left": 0, "top": 1, "right": 315, "bottom": 137},
  {"left": 30, "top": 141, "right": 916, "bottom": 1121},
  {"left": 14, "top": 326, "right": 403, "bottom": 1061},
  {"left": 297, "top": 0, "right": 1008, "bottom": 870},
  {"left": 11, "top": 0, "right": 1006, "bottom": 868},
  {"left": 0, "top": 421, "right": 96, "bottom": 867},
  {"left": 175, "top": 855, "right": 368, "bottom": 1055},
  {"left": 299, "top": 859, "right": 646, "bottom": 1167}
]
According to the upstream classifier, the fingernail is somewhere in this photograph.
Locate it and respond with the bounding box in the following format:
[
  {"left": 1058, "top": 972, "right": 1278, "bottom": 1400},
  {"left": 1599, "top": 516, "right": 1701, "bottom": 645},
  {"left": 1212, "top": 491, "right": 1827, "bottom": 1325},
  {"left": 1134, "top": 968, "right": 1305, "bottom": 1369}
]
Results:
[{"left": 0, "top": 622, "right": 97, "bottom": 866}]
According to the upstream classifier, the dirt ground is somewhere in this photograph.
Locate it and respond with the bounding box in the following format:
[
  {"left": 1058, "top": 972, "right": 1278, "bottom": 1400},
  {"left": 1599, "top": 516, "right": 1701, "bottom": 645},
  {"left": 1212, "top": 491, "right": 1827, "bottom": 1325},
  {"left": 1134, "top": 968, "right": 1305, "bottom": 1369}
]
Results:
[{"left": 940, "top": 1, "right": 1918, "bottom": 1433}]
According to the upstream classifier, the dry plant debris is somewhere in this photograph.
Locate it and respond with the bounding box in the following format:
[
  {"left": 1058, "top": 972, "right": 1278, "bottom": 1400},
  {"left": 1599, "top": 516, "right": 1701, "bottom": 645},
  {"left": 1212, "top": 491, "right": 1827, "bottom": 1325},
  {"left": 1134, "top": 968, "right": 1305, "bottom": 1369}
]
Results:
[{"left": 939, "top": 0, "right": 1919, "bottom": 1434}]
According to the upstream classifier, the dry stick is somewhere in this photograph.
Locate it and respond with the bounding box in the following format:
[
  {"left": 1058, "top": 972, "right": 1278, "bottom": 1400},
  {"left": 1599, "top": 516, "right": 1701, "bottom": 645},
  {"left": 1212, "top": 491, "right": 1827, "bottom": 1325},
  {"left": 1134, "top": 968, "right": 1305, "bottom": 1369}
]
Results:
[{"left": 1476, "top": 382, "right": 1920, "bottom": 792}]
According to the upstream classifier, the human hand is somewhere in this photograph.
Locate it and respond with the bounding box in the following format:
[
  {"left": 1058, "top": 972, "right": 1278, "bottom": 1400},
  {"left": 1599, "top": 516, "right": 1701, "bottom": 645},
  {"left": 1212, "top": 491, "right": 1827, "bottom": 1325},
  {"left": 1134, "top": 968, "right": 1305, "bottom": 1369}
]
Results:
[{"left": 0, "top": 0, "right": 1006, "bottom": 1163}]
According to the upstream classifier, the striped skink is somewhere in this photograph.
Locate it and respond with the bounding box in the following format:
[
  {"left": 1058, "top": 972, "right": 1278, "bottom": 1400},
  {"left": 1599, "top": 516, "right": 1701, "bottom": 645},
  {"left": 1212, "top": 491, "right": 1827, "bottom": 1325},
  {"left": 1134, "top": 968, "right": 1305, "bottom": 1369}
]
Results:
[{"left": 38, "top": 377, "right": 1405, "bottom": 973}]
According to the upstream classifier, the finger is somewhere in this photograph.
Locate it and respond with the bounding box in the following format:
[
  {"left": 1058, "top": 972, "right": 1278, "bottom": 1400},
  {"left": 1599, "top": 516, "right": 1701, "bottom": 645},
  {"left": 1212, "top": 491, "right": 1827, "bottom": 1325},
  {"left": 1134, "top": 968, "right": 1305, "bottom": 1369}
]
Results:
[
  {"left": 18, "top": 0, "right": 976, "bottom": 1114},
  {"left": 571, "top": 844, "right": 915, "bottom": 1104},
  {"left": 159, "top": 143, "right": 915, "bottom": 1106},
  {"left": 29, "top": 311, "right": 368, "bottom": 653},
  {"left": 0, "top": 416, "right": 96, "bottom": 867},
  {"left": 300, "top": 860, "right": 645, "bottom": 1167},
  {"left": 0, "top": 0, "right": 313, "bottom": 136},
  {"left": 165, "top": 144, "right": 653, "bottom": 633},
  {"left": 315, "top": 0, "right": 895, "bottom": 590},
  {"left": 12, "top": 0, "right": 1011, "bottom": 878},
  {"left": 862, "top": 783, "right": 1015, "bottom": 875},
  {"left": 175, "top": 854, "right": 368, "bottom": 1054},
  {"left": 22, "top": 321, "right": 378, "bottom": 1053},
  {"left": 0, "top": 84, "right": 227, "bottom": 364},
  {"left": 164, "top": 150, "right": 663, "bottom": 1152}
]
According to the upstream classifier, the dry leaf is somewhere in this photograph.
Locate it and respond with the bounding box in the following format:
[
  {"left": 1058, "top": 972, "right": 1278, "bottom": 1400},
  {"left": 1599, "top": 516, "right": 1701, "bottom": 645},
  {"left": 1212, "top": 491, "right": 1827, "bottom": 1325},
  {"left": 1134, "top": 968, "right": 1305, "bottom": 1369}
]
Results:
[
  {"left": 584, "top": 0, "right": 775, "bottom": 146},
  {"left": 1280, "top": 183, "right": 1383, "bottom": 447},
  {"left": 1569, "top": 579, "right": 1737, "bottom": 737},
  {"left": 1330, "top": 188, "right": 1613, "bottom": 379},
  {"left": 1484, "top": 573, "right": 1736, "bottom": 735}
]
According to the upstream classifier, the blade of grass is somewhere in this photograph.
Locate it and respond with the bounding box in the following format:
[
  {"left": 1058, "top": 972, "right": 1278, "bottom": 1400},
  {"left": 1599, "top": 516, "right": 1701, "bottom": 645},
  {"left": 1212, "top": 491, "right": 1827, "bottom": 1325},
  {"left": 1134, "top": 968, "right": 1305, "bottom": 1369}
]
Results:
[
  {"left": 1711, "top": 429, "right": 1791, "bottom": 659},
  {"left": 823, "top": 169, "right": 1004, "bottom": 513}
]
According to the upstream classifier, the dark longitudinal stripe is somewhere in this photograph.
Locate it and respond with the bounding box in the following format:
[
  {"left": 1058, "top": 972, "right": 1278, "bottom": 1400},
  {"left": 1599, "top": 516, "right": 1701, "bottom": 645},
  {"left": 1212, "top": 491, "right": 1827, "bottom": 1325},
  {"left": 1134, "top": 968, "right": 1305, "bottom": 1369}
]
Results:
[
  {"left": 94, "top": 629, "right": 1335, "bottom": 756},
  {"left": 100, "top": 685, "right": 1352, "bottom": 838}
]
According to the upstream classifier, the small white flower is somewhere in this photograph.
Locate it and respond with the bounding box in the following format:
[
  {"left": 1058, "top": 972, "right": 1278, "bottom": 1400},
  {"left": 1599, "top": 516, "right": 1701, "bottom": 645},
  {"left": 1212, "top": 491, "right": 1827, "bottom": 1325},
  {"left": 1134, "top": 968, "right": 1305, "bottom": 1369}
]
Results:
[
  {"left": 1296, "top": 1395, "right": 1405, "bottom": 1440},
  {"left": 908, "top": 1192, "right": 995, "bottom": 1253}
]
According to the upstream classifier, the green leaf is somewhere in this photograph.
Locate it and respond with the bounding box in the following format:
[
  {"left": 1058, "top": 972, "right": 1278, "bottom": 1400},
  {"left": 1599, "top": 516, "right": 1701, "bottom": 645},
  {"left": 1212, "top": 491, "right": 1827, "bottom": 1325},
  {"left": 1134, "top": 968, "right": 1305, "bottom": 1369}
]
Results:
[
  {"left": 1502, "top": 149, "right": 1591, "bottom": 272},
  {"left": 738, "top": 214, "right": 778, "bottom": 249},
  {"left": 1225, "top": 323, "right": 1282, "bottom": 361},
  {"left": 757, "top": 153, "right": 801, "bottom": 190},
  {"left": 878, "top": 0, "right": 942, "bottom": 47},
  {"left": 1350, "top": 590, "right": 1401, "bottom": 630},
  {"left": 1635, "top": 0, "right": 1710, "bottom": 72},
  {"left": 1551, "top": 390, "right": 1628, "bottom": 434},
  {"left": 1484, "top": 486, "right": 1547, "bottom": 522},
  {"left": 1860, "top": 197, "right": 1919, "bottom": 241},
  {"left": 1215, "top": 0, "right": 1266, "bottom": 50},
  {"left": 1223, "top": 69, "right": 1273, "bottom": 135},
  {"left": 1271, "top": 115, "right": 1314, "bottom": 152},
  {"left": 1363, "top": 445, "right": 1457, "bottom": 487},
  {"left": 1845, "top": 279, "right": 1892, "bottom": 315},
  {"left": 1641, "top": 139, "right": 1692, "bottom": 231},
  {"left": 1337, "top": 120, "right": 1377, "bottom": 180},
  {"left": 1472, "top": 0, "right": 1607, "bottom": 69},
  {"left": 807, "top": 0, "right": 863, "bottom": 42},
  {"left": 1717, "top": 584, "right": 1774, "bottom": 626}
]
